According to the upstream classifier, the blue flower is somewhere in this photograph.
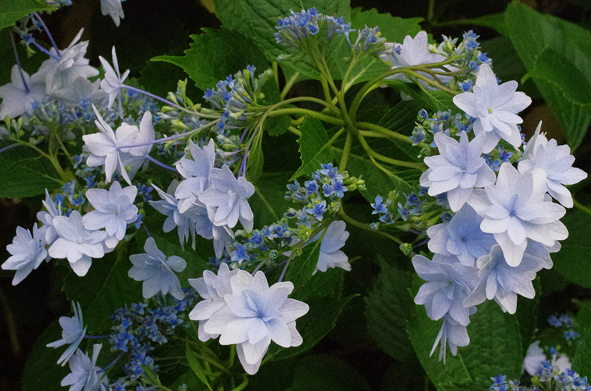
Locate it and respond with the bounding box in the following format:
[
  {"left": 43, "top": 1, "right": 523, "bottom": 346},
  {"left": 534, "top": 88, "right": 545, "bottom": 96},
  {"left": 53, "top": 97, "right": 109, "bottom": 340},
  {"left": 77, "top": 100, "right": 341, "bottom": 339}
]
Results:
[
  {"left": 307, "top": 200, "right": 327, "bottom": 221},
  {"left": 47, "top": 302, "right": 87, "bottom": 366}
]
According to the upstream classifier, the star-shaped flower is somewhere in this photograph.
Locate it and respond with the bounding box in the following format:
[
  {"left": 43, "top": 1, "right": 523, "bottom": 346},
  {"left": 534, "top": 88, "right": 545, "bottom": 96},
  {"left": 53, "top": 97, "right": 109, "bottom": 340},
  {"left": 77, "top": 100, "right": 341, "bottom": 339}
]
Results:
[
  {"left": 99, "top": 46, "right": 129, "bottom": 117},
  {"left": 453, "top": 63, "right": 532, "bottom": 153},
  {"left": 60, "top": 344, "right": 109, "bottom": 391},
  {"left": 314, "top": 220, "right": 350, "bottom": 274},
  {"left": 2, "top": 224, "right": 47, "bottom": 285},
  {"left": 47, "top": 302, "right": 87, "bottom": 366}
]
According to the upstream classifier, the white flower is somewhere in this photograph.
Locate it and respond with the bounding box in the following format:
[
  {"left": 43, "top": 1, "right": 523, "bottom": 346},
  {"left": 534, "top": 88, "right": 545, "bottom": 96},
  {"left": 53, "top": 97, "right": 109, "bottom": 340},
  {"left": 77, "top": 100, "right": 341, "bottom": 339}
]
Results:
[
  {"left": 150, "top": 182, "right": 195, "bottom": 248},
  {"left": 203, "top": 270, "right": 309, "bottom": 375},
  {"left": 60, "top": 344, "right": 108, "bottom": 391},
  {"left": 47, "top": 302, "right": 87, "bottom": 366},
  {"left": 83, "top": 181, "right": 138, "bottom": 249},
  {"left": 468, "top": 163, "right": 567, "bottom": 266},
  {"left": 199, "top": 165, "right": 255, "bottom": 231},
  {"left": 420, "top": 131, "right": 496, "bottom": 212},
  {"left": 99, "top": 46, "right": 129, "bottom": 115},
  {"left": 523, "top": 340, "right": 546, "bottom": 376},
  {"left": 314, "top": 220, "right": 350, "bottom": 274},
  {"left": 100, "top": 0, "right": 125, "bottom": 27},
  {"left": 430, "top": 314, "right": 471, "bottom": 364},
  {"left": 37, "top": 189, "right": 62, "bottom": 245},
  {"left": 48, "top": 211, "right": 107, "bottom": 277},
  {"left": 175, "top": 139, "right": 216, "bottom": 214},
  {"left": 188, "top": 263, "right": 238, "bottom": 342},
  {"left": 0, "top": 65, "right": 46, "bottom": 120},
  {"left": 51, "top": 77, "right": 105, "bottom": 104},
  {"left": 519, "top": 122, "right": 587, "bottom": 208},
  {"left": 128, "top": 237, "right": 187, "bottom": 300},
  {"left": 380, "top": 31, "right": 454, "bottom": 86},
  {"left": 32, "top": 29, "right": 99, "bottom": 98},
  {"left": 453, "top": 63, "right": 532, "bottom": 153},
  {"left": 83, "top": 106, "right": 153, "bottom": 185},
  {"left": 2, "top": 224, "right": 47, "bottom": 285}
]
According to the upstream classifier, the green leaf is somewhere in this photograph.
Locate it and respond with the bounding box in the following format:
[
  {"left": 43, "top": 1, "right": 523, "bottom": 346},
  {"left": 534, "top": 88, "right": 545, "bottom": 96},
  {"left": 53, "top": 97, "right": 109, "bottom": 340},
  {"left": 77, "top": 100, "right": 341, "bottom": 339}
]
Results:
[
  {"left": 551, "top": 208, "right": 591, "bottom": 289},
  {"left": 186, "top": 344, "right": 214, "bottom": 391},
  {"left": 333, "top": 148, "right": 415, "bottom": 204},
  {"left": 285, "top": 239, "right": 322, "bottom": 291},
  {"left": 62, "top": 242, "right": 143, "bottom": 333},
  {"left": 246, "top": 130, "right": 265, "bottom": 183},
  {"left": 408, "top": 277, "right": 523, "bottom": 389},
  {"left": 0, "top": 141, "right": 63, "bottom": 198},
  {"left": 364, "top": 260, "right": 415, "bottom": 362},
  {"left": 212, "top": 0, "right": 351, "bottom": 81},
  {"left": 250, "top": 171, "right": 292, "bottom": 227},
  {"left": 378, "top": 99, "right": 426, "bottom": 163},
  {"left": 515, "top": 277, "right": 541, "bottom": 353},
  {"left": 21, "top": 321, "right": 70, "bottom": 391},
  {"left": 453, "top": 13, "right": 508, "bottom": 37},
  {"left": 504, "top": 2, "right": 591, "bottom": 151},
  {"left": 0, "top": 0, "right": 54, "bottom": 31},
  {"left": 153, "top": 28, "right": 270, "bottom": 90},
  {"left": 286, "top": 355, "right": 372, "bottom": 391},
  {"left": 350, "top": 8, "right": 423, "bottom": 43},
  {"left": 577, "top": 301, "right": 591, "bottom": 330},
  {"left": 264, "top": 115, "right": 291, "bottom": 136},
  {"left": 291, "top": 116, "right": 334, "bottom": 180},
  {"left": 572, "top": 327, "right": 591, "bottom": 377}
]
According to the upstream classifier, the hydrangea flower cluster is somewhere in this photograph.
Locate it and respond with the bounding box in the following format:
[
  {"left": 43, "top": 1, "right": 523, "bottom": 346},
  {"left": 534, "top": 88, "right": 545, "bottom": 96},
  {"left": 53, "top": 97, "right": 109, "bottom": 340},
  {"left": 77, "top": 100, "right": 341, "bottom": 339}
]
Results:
[
  {"left": 411, "top": 62, "right": 587, "bottom": 361},
  {"left": 188, "top": 264, "right": 309, "bottom": 375},
  {"left": 490, "top": 365, "right": 590, "bottom": 391}
]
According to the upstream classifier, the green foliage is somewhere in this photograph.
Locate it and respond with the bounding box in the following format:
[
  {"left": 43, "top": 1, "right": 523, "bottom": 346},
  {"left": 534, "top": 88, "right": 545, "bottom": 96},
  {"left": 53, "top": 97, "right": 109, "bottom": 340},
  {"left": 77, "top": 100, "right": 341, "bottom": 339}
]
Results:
[
  {"left": 250, "top": 171, "right": 293, "bottom": 227},
  {"left": 572, "top": 328, "right": 591, "bottom": 377},
  {"left": 364, "top": 260, "right": 415, "bottom": 362},
  {"left": 186, "top": 344, "right": 214, "bottom": 391},
  {"left": 284, "top": 239, "right": 322, "bottom": 291},
  {"left": 292, "top": 116, "right": 334, "bottom": 180},
  {"left": 246, "top": 130, "right": 265, "bottom": 183},
  {"left": 408, "top": 277, "right": 523, "bottom": 390},
  {"left": 551, "top": 208, "right": 591, "bottom": 289},
  {"left": 515, "top": 277, "right": 541, "bottom": 352},
  {"left": 503, "top": 2, "right": 591, "bottom": 151},
  {"left": 153, "top": 29, "right": 270, "bottom": 90},
  {"left": 264, "top": 115, "right": 291, "bottom": 136},
  {"left": 212, "top": 0, "right": 350, "bottom": 82},
  {"left": 21, "top": 321, "right": 70, "bottom": 391},
  {"left": 0, "top": 141, "right": 63, "bottom": 198},
  {"left": 0, "top": 0, "right": 54, "bottom": 31},
  {"left": 61, "top": 242, "right": 143, "bottom": 333},
  {"left": 285, "top": 355, "right": 372, "bottom": 391},
  {"left": 378, "top": 99, "right": 425, "bottom": 163},
  {"left": 350, "top": 8, "right": 423, "bottom": 43}
]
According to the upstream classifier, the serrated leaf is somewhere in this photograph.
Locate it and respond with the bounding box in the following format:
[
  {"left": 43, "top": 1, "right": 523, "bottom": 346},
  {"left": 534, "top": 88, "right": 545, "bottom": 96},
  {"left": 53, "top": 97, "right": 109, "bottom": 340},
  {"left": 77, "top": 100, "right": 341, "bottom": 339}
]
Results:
[
  {"left": 264, "top": 115, "right": 291, "bottom": 136},
  {"left": 291, "top": 116, "right": 334, "bottom": 180},
  {"left": 0, "top": 0, "right": 55, "bottom": 31},
  {"left": 572, "top": 328, "right": 591, "bottom": 377},
  {"left": 504, "top": 2, "right": 591, "bottom": 151},
  {"left": 438, "top": 380, "right": 490, "bottom": 391},
  {"left": 62, "top": 242, "right": 143, "bottom": 333},
  {"left": 212, "top": 0, "right": 351, "bottom": 82},
  {"left": 153, "top": 28, "right": 270, "bottom": 90},
  {"left": 408, "top": 276, "right": 523, "bottom": 389},
  {"left": 365, "top": 261, "right": 415, "bottom": 362},
  {"left": 0, "top": 141, "right": 64, "bottom": 198},
  {"left": 186, "top": 344, "right": 213, "bottom": 391}
]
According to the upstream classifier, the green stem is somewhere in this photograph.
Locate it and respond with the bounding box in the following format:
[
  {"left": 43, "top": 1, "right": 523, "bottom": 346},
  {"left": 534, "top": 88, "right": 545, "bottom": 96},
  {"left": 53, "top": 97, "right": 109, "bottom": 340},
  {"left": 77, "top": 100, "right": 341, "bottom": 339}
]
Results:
[
  {"left": 268, "top": 108, "right": 345, "bottom": 126},
  {"left": 357, "top": 121, "right": 430, "bottom": 149},
  {"left": 357, "top": 133, "right": 426, "bottom": 170},
  {"left": 10, "top": 137, "right": 68, "bottom": 183},
  {"left": 272, "top": 61, "right": 279, "bottom": 87},
  {"left": 280, "top": 71, "right": 300, "bottom": 99},
  {"left": 287, "top": 126, "right": 301, "bottom": 137},
  {"left": 231, "top": 376, "right": 249, "bottom": 391},
  {"left": 339, "top": 207, "right": 403, "bottom": 245},
  {"left": 339, "top": 133, "right": 352, "bottom": 173},
  {"left": 574, "top": 199, "right": 591, "bottom": 217}
]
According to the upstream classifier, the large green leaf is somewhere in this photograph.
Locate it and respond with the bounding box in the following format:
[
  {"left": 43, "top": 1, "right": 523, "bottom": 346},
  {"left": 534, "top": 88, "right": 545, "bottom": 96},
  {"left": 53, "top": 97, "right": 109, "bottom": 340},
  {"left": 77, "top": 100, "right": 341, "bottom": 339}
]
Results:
[
  {"left": 504, "top": 2, "right": 591, "bottom": 151},
  {"left": 291, "top": 116, "right": 334, "bottom": 180},
  {"left": 365, "top": 260, "right": 415, "bottom": 362},
  {"left": 250, "top": 171, "right": 293, "bottom": 227},
  {"left": 153, "top": 28, "right": 270, "bottom": 90},
  {"left": 0, "top": 141, "right": 63, "bottom": 198},
  {"left": 408, "top": 277, "right": 523, "bottom": 390},
  {"left": 0, "top": 0, "right": 54, "bottom": 31},
  {"left": 286, "top": 355, "right": 372, "bottom": 391},
  {"left": 212, "top": 0, "right": 350, "bottom": 81},
  {"left": 552, "top": 208, "right": 591, "bottom": 289},
  {"left": 61, "top": 242, "right": 143, "bottom": 333},
  {"left": 284, "top": 239, "right": 322, "bottom": 291},
  {"left": 378, "top": 99, "right": 426, "bottom": 163},
  {"left": 572, "top": 327, "right": 591, "bottom": 377},
  {"left": 350, "top": 8, "right": 423, "bottom": 44}
]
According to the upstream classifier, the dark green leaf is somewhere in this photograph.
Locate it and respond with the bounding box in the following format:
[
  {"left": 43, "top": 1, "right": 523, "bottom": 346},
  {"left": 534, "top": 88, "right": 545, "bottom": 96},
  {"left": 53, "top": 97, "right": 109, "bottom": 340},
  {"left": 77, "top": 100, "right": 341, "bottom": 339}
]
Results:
[
  {"left": 186, "top": 344, "right": 213, "bottom": 391},
  {"left": 572, "top": 328, "right": 591, "bottom": 377},
  {"left": 350, "top": 8, "right": 423, "bottom": 43},
  {"left": 153, "top": 29, "right": 270, "bottom": 90},
  {"left": 504, "top": 2, "right": 591, "bottom": 151},
  {"left": 21, "top": 321, "right": 70, "bottom": 391},
  {"left": 365, "top": 260, "right": 415, "bottom": 361},
  {"left": 250, "top": 171, "right": 292, "bottom": 227},
  {"left": 0, "top": 0, "right": 54, "bottom": 31},
  {"left": 291, "top": 116, "right": 334, "bottom": 180},
  {"left": 246, "top": 130, "right": 265, "bottom": 183},
  {"left": 0, "top": 141, "right": 63, "bottom": 198},
  {"left": 577, "top": 301, "right": 591, "bottom": 330},
  {"left": 378, "top": 99, "right": 426, "bottom": 163},
  {"left": 62, "top": 242, "right": 143, "bottom": 333},
  {"left": 284, "top": 239, "right": 322, "bottom": 291},
  {"left": 552, "top": 208, "right": 591, "bottom": 289},
  {"left": 516, "top": 277, "right": 541, "bottom": 353},
  {"left": 408, "top": 276, "right": 523, "bottom": 389},
  {"left": 451, "top": 13, "right": 508, "bottom": 37},
  {"left": 286, "top": 355, "right": 372, "bottom": 391},
  {"left": 264, "top": 115, "right": 291, "bottom": 136}
]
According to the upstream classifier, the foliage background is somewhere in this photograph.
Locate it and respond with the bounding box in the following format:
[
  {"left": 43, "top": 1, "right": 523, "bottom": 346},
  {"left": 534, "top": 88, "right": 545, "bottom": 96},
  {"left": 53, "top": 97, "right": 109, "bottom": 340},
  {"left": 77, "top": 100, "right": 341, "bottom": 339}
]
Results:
[{"left": 1, "top": 0, "right": 591, "bottom": 390}]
